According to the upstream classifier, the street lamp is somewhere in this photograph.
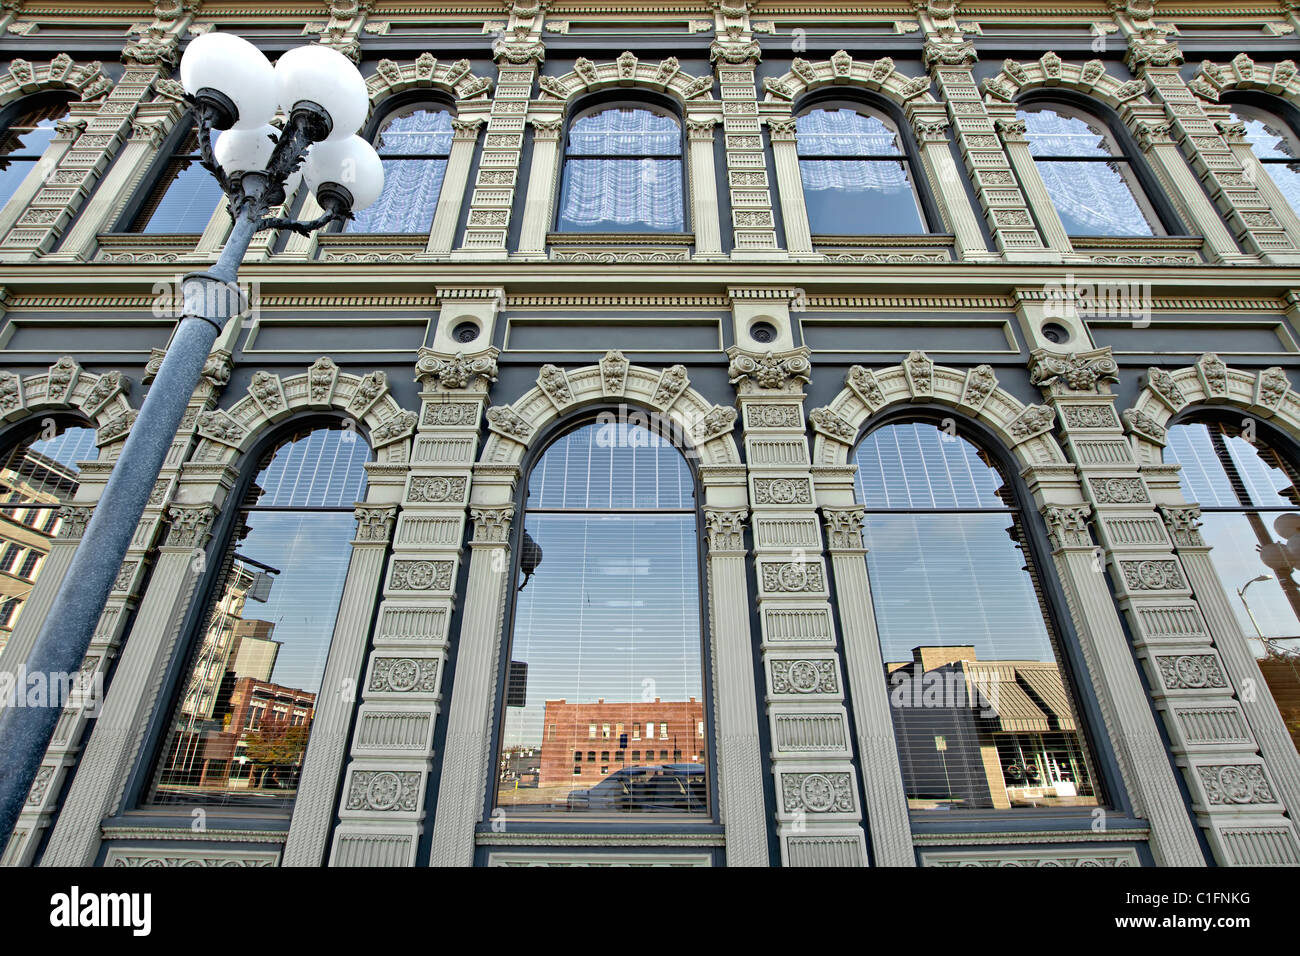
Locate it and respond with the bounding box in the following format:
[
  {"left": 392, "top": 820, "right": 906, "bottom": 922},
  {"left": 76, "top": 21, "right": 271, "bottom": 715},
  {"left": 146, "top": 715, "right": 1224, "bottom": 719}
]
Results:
[
  {"left": 0, "top": 33, "right": 384, "bottom": 844},
  {"left": 1238, "top": 573, "right": 1273, "bottom": 645}
]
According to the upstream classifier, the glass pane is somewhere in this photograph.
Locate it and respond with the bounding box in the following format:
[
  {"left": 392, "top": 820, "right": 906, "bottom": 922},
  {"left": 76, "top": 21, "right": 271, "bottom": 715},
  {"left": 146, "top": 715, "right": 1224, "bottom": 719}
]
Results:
[
  {"left": 0, "top": 157, "right": 35, "bottom": 211},
  {"left": 251, "top": 427, "right": 370, "bottom": 508},
  {"left": 0, "top": 103, "right": 67, "bottom": 209},
  {"left": 800, "top": 159, "right": 925, "bottom": 234},
  {"left": 567, "top": 108, "right": 680, "bottom": 156},
  {"left": 1165, "top": 421, "right": 1300, "bottom": 509},
  {"left": 148, "top": 509, "right": 357, "bottom": 808},
  {"left": 374, "top": 107, "right": 452, "bottom": 156},
  {"left": 497, "top": 513, "right": 706, "bottom": 815},
  {"left": 1234, "top": 110, "right": 1297, "bottom": 161},
  {"left": 527, "top": 422, "right": 693, "bottom": 511},
  {"left": 796, "top": 108, "right": 903, "bottom": 156},
  {"left": 853, "top": 422, "right": 1008, "bottom": 510},
  {"left": 557, "top": 157, "right": 684, "bottom": 232},
  {"left": 1022, "top": 107, "right": 1116, "bottom": 158},
  {"left": 497, "top": 421, "right": 707, "bottom": 818},
  {"left": 1263, "top": 163, "right": 1300, "bottom": 217},
  {"left": 139, "top": 158, "right": 225, "bottom": 233},
  {"left": 1195, "top": 511, "right": 1300, "bottom": 754},
  {"left": 346, "top": 157, "right": 447, "bottom": 233},
  {"left": 853, "top": 422, "right": 1100, "bottom": 812},
  {"left": 0, "top": 425, "right": 96, "bottom": 654},
  {"left": 1034, "top": 159, "right": 1155, "bottom": 236}
]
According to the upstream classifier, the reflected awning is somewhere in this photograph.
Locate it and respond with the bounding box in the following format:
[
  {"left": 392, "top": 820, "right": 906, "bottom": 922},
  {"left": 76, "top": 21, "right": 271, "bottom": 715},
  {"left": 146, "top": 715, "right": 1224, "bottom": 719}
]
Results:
[
  {"left": 1017, "top": 664, "right": 1077, "bottom": 732},
  {"left": 979, "top": 677, "right": 1052, "bottom": 733}
]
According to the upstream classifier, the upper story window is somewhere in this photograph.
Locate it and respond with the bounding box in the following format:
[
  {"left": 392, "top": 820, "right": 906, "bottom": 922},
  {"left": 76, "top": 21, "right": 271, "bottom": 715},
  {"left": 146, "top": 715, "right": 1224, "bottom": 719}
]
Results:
[
  {"left": 0, "top": 422, "right": 97, "bottom": 654},
  {"left": 852, "top": 421, "right": 1102, "bottom": 812},
  {"left": 128, "top": 123, "right": 224, "bottom": 233},
  {"left": 0, "top": 98, "right": 70, "bottom": 211},
  {"left": 795, "top": 104, "right": 926, "bottom": 235},
  {"left": 147, "top": 425, "right": 371, "bottom": 809},
  {"left": 494, "top": 420, "right": 708, "bottom": 818},
  {"left": 346, "top": 103, "right": 453, "bottom": 234},
  {"left": 1164, "top": 419, "right": 1300, "bottom": 755},
  {"left": 1227, "top": 101, "right": 1300, "bottom": 216},
  {"left": 557, "top": 105, "right": 684, "bottom": 233},
  {"left": 1019, "top": 103, "right": 1162, "bottom": 237}
]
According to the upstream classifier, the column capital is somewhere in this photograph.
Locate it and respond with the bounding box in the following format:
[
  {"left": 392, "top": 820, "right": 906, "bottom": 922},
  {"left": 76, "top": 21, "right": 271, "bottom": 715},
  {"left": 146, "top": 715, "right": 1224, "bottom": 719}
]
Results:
[
  {"left": 56, "top": 506, "right": 93, "bottom": 541},
  {"left": 994, "top": 117, "right": 1028, "bottom": 144},
  {"left": 1158, "top": 504, "right": 1205, "bottom": 548},
  {"left": 727, "top": 346, "right": 811, "bottom": 395},
  {"left": 765, "top": 117, "right": 797, "bottom": 142},
  {"left": 1040, "top": 504, "right": 1094, "bottom": 552},
  {"left": 527, "top": 117, "right": 564, "bottom": 141},
  {"left": 414, "top": 346, "right": 500, "bottom": 391},
  {"left": 470, "top": 505, "right": 515, "bottom": 545},
  {"left": 821, "top": 506, "right": 866, "bottom": 552},
  {"left": 451, "top": 118, "right": 485, "bottom": 141},
  {"left": 353, "top": 505, "right": 398, "bottom": 545},
  {"left": 1029, "top": 347, "right": 1120, "bottom": 397},
  {"left": 163, "top": 504, "right": 216, "bottom": 549},
  {"left": 703, "top": 507, "right": 748, "bottom": 554}
]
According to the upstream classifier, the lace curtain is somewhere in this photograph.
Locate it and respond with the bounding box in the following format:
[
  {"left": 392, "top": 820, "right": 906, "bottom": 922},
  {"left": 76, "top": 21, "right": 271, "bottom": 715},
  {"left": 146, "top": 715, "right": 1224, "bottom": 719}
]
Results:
[
  {"left": 796, "top": 108, "right": 910, "bottom": 191},
  {"left": 348, "top": 109, "right": 452, "bottom": 234},
  {"left": 558, "top": 108, "right": 684, "bottom": 231},
  {"left": 1021, "top": 108, "right": 1152, "bottom": 236}
]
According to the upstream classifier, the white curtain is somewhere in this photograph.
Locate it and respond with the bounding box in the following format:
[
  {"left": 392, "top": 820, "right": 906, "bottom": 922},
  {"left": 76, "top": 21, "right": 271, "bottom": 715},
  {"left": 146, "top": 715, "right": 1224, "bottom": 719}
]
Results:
[
  {"left": 1239, "top": 115, "right": 1300, "bottom": 213},
  {"left": 347, "top": 109, "right": 452, "bottom": 234},
  {"left": 559, "top": 109, "right": 683, "bottom": 231},
  {"left": 796, "top": 108, "right": 911, "bottom": 191},
  {"left": 1022, "top": 108, "right": 1152, "bottom": 235}
]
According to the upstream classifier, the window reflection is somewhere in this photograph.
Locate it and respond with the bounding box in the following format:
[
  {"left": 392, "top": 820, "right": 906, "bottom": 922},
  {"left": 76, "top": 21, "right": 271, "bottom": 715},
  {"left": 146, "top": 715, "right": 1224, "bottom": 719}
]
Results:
[
  {"left": 1165, "top": 421, "right": 1300, "bottom": 753},
  {"left": 131, "top": 126, "right": 224, "bottom": 234},
  {"left": 1019, "top": 104, "right": 1161, "bottom": 237},
  {"left": 494, "top": 421, "right": 709, "bottom": 816},
  {"left": 796, "top": 105, "right": 926, "bottom": 235},
  {"left": 0, "top": 99, "right": 69, "bottom": 211},
  {"left": 148, "top": 426, "right": 370, "bottom": 808},
  {"left": 1228, "top": 103, "right": 1300, "bottom": 216},
  {"left": 347, "top": 105, "right": 453, "bottom": 234},
  {"left": 0, "top": 424, "right": 97, "bottom": 653},
  {"left": 854, "top": 422, "right": 1101, "bottom": 810}
]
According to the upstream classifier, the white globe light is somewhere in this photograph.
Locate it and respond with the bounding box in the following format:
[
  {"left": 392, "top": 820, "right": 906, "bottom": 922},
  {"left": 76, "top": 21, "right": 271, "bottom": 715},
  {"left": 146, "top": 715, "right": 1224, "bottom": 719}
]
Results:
[
  {"left": 1275, "top": 513, "right": 1300, "bottom": 539},
  {"left": 180, "top": 32, "right": 277, "bottom": 130},
  {"left": 1260, "top": 541, "right": 1293, "bottom": 573},
  {"left": 214, "top": 125, "right": 278, "bottom": 175},
  {"left": 274, "top": 45, "right": 370, "bottom": 141},
  {"left": 304, "top": 136, "right": 384, "bottom": 211}
]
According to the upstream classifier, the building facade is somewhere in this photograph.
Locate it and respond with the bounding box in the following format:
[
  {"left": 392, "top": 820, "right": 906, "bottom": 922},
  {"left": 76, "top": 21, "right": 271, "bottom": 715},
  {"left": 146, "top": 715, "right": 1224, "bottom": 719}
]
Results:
[{"left": 0, "top": 0, "right": 1299, "bottom": 867}]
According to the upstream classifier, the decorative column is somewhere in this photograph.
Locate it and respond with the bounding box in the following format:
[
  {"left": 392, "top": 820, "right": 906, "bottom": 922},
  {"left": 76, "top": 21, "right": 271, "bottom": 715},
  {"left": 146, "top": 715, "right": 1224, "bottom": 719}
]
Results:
[
  {"left": 1132, "top": 39, "right": 1300, "bottom": 266},
  {"left": 37, "top": 503, "right": 220, "bottom": 867},
  {"left": 729, "top": 347, "right": 869, "bottom": 866},
  {"left": 516, "top": 117, "right": 562, "bottom": 258},
  {"left": 995, "top": 116, "right": 1077, "bottom": 259},
  {"left": 425, "top": 495, "right": 516, "bottom": 867},
  {"left": 698, "top": 494, "right": 769, "bottom": 867},
  {"left": 906, "top": 104, "right": 995, "bottom": 262},
  {"left": 454, "top": 8, "right": 543, "bottom": 260},
  {"left": 0, "top": 113, "right": 82, "bottom": 240},
  {"left": 816, "top": 497, "right": 915, "bottom": 866},
  {"left": 1155, "top": 501, "right": 1300, "bottom": 829},
  {"left": 1034, "top": 347, "right": 1300, "bottom": 865},
  {"left": 765, "top": 118, "right": 813, "bottom": 258},
  {"left": 711, "top": 2, "right": 782, "bottom": 258},
  {"left": 330, "top": 349, "right": 499, "bottom": 867},
  {"left": 282, "top": 505, "right": 397, "bottom": 866},
  {"left": 426, "top": 119, "right": 484, "bottom": 256},
  {"left": 686, "top": 117, "right": 724, "bottom": 258}
]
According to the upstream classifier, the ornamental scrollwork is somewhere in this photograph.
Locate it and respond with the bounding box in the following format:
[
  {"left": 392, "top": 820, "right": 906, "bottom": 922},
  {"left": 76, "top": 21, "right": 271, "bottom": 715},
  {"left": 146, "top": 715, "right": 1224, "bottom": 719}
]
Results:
[
  {"left": 1041, "top": 506, "right": 1092, "bottom": 550},
  {"left": 727, "top": 348, "right": 812, "bottom": 393},
  {"left": 1029, "top": 347, "right": 1120, "bottom": 394},
  {"left": 1158, "top": 505, "right": 1204, "bottom": 548},
  {"left": 415, "top": 347, "right": 500, "bottom": 390},
  {"left": 703, "top": 508, "right": 747, "bottom": 553}
]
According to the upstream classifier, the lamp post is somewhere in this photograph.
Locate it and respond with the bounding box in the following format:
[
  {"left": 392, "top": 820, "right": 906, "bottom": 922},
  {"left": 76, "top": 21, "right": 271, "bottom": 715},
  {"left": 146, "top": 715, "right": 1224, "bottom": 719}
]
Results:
[
  {"left": 0, "top": 33, "right": 385, "bottom": 845},
  {"left": 1238, "top": 573, "right": 1273, "bottom": 649}
]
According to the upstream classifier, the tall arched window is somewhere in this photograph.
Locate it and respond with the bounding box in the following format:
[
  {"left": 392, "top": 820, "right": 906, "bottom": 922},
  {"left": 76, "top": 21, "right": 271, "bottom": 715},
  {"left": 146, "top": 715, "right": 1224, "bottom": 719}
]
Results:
[
  {"left": 147, "top": 425, "right": 371, "bottom": 808},
  {"left": 1018, "top": 102, "right": 1163, "bottom": 237},
  {"left": 795, "top": 104, "right": 927, "bottom": 235},
  {"left": 1225, "top": 101, "right": 1300, "bottom": 216},
  {"left": 346, "top": 103, "right": 453, "bottom": 234},
  {"left": 557, "top": 104, "right": 684, "bottom": 233},
  {"left": 0, "top": 98, "right": 70, "bottom": 211},
  {"left": 1164, "top": 419, "right": 1300, "bottom": 754},
  {"left": 852, "top": 421, "right": 1101, "bottom": 811},
  {"left": 128, "top": 123, "right": 224, "bottom": 233},
  {"left": 0, "top": 422, "right": 98, "bottom": 653},
  {"left": 493, "top": 419, "right": 709, "bottom": 817}
]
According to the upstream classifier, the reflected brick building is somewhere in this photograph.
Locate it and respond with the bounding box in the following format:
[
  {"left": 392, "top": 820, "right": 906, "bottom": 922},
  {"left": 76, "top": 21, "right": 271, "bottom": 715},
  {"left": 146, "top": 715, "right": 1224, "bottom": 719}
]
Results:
[{"left": 537, "top": 698, "right": 706, "bottom": 786}]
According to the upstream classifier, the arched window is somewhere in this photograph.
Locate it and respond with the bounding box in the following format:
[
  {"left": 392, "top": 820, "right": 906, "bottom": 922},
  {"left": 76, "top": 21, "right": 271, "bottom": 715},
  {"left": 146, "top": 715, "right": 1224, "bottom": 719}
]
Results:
[
  {"left": 1018, "top": 102, "right": 1162, "bottom": 237},
  {"left": 0, "top": 422, "right": 98, "bottom": 652},
  {"left": 1163, "top": 420, "right": 1300, "bottom": 754},
  {"left": 128, "top": 123, "right": 224, "bottom": 233},
  {"left": 147, "top": 425, "right": 371, "bottom": 808},
  {"left": 557, "top": 104, "right": 684, "bottom": 233},
  {"left": 1225, "top": 101, "right": 1300, "bottom": 216},
  {"left": 795, "top": 103, "right": 926, "bottom": 235},
  {"left": 346, "top": 103, "right": 453, "bottom": 234},
  {"left": 493, "top": 419, "right": 709, "bottom": 817},
  {"left": 0, "top": 98, "right": 70, "bottom": 211},
  {"left": 852, "top": 421, "right": 1101, "bottom": 811}
]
